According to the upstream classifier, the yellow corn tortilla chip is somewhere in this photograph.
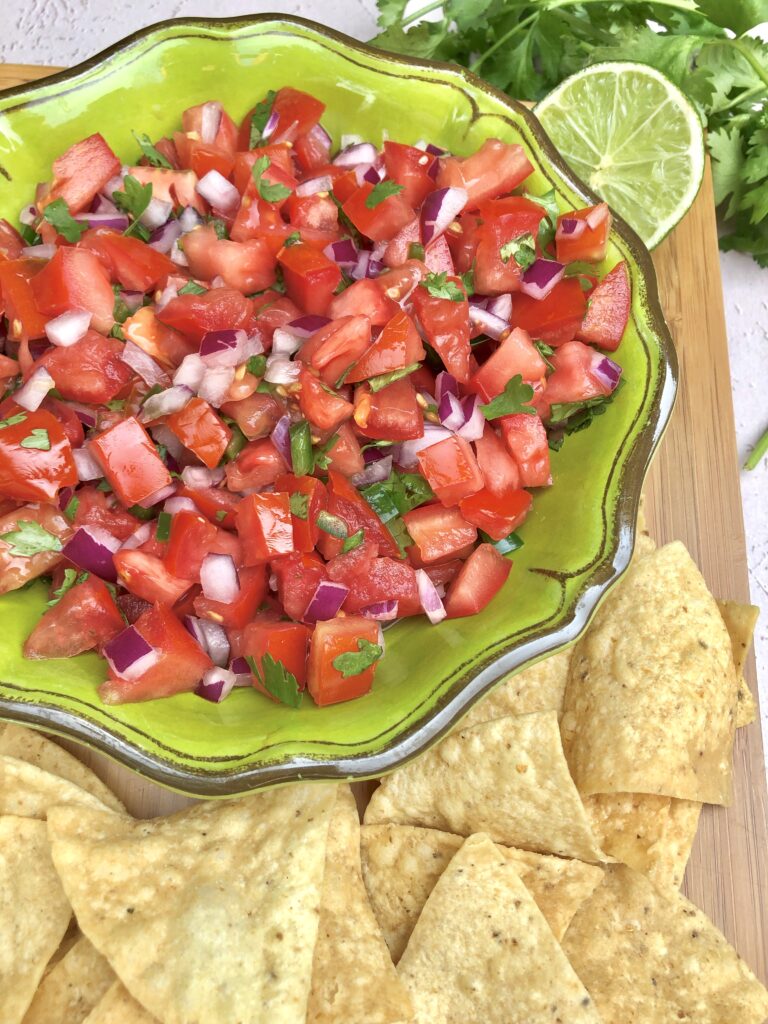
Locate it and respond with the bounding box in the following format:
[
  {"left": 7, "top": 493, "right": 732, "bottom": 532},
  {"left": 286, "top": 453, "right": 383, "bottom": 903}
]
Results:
[
  {"left": 0, "top": 755, "right": 120, "bottom": 819},
  {"left": 41, "top": 919, "right": 81, "bottom": 980},
  {"left": 22, "top": 935, "right": 115, "bottom": 1024},
  {"left": 397, "top": 834, "right": 602, "bottom": 1023},
  {"left": 716, "top": 599, "right": 759, "bottom": 728},
  {"left": 360, "top": 823, "right": 603, "bottom": 962},
  {"left": 47, "top": 784, "right": 337, "bottom": 1024},
  {"left": 82, "top": 982, "right": 158, "bottom": 1023},
  {"left": 0, "top": 725, "right": 124, "bottom": 813},
  {"left": 1, "top": 815, "right": 72, "bottom": 1024},
  {"left": 307, "top": 786, "right": 413, "bottom": 1023},
  {"left": 562, "top": 864, "right": 768, "bottom": 1023},
  {"left": 583, "top": 793, "right": 701, "bottom": 890},
  {"left": 560, "top": 542, "right": 738, "bottom": 805},
  {"left": 365, "top": 712, "right": 605, "bottom": 861},
  {"left": 458, "top": 648, "right": 571, "bottom": 730}
]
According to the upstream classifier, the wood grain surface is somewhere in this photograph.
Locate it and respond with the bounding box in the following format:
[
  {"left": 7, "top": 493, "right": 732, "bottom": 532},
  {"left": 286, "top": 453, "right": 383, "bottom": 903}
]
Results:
[{"left": 2, "top": 61, "right": 766, "bottom": 986}]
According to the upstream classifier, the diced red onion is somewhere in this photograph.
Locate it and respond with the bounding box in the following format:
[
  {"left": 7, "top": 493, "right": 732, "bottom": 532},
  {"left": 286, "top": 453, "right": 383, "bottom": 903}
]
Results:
[
  {"left": 141, "top": 385, "right": 192, "bottom": 422},
  {"left": 303, "top": 580, "right": 350, "bottom": 624},
  {"left": 333, "top": 142, "right": 378, "bottom": 167},
  {"left": 416, "top": 568, "right": 447, "bottom": 624},
  {"left": 182, "top": 614, "right": 207, "bottom": 649},
  {"left": 340, "top": 133, "right": 363, "bottom": 149},
  {"left": 199, "top": 329, "right": 249, "bottom": 367},
  {"left": 15, "top": 367, "right": 54, "bottom": 411},
  {"left": 170, "top": 239, "right": 188, "bottom": 266},
  {"left": 520, "top": 259, "right": 566, "bottom": 301},
  {"left": 45, "top": 309, "right": 91, "bottom": 348},
  {"left": 355, "top": 163, "right": 383, "bottom": 186},
  {"left": 58, "top": 486, "right": 73, "bottom": 512},
  {"left": 260, "top": 108, "right": 279, "bottom": 141},
  {"left": 74, "top": 212, "right": 130, "bottom": 231},
  {"left": 271, "top": 327, "right": 304, "bottom": 357},
  {"left": 73, "top": 447, "right": 103, "bottom": 481},
  {"left": 63, "top": 525, "right": 120, "bottom": 581},
  {"left": 200, "top": 101, "right": 223, "bottom": 144},
  {"left": 486, "top": 293, "right": 513, "bottom": 321},
  {"left": 91, "top": 194, "right": 120, "bottom": 216},
  {"left": 288, "top": 315, "right": 331, "bottom": 337},
  {"left": 264, "top": 354, "right": 300, "bottom": 385},
  {"left": 270, "top": 414, "right": 292, "bottom": 467},
  {"left": 426, "top": 143, "right": 447, "bottom": 156},
  {"left": 180, "top": 465, "right": 225, "bottom": 489},
  {"left": 323, "top": 239, "right": 358, "bottom": 269},
  {"left": 585, "top": 203, "right": 609, "bottom": 230},
  {"left": 121, "top": 341, "right": 170, "bottom": 388},
  {"left": 120, "top": 521, "right": 152, "bottom": 550},
  {"left": 229, "top": 656, "right": 253, "bottom": 687},
  {"left": 121, "top": 290, "right": 144, "bottom": 313},
  {"left": 296, "top": 175, "right": 332, "bottom": 197},
  {"left": 557, "top": 217, "right": 586, "bottom": 239},
  {"left": 200, "top": 553, "right": 239, "bottom": 603},
  {"left": 101, "top": 172, "right": 126, "bottom": 199},
  {"left": 241, "top": 332, "right": 264, "bottom": 361},
  {"left": 19, "top": 204, "right": 38, "bottom": 226},
  {"left": 421, "top": 187, "right": 468, "bottom": 246},
  {"left": 367, "top": 258, "right": 385, "bottom": 279},
  {"left": 195, "top": 667, "right": 237, "bottom": 703},
  {"left": 163, "top": 496, "right": 197, "bottom": 514},
  {"left": 69, "top": 403, "right": 97, "bottom": 428},
  {"left": 456, "top": 394, "right": 485, "bottom": 442},
  {"left": 351, "top": 454, "right": 392, "bottom": 487},
  {"left": 196, "top": 170, "right": 240, "bottom": 214},
  {"left": 173, "top": 353, "right": 207, "bottom": 391},
  {"left": 104, "top": 626, "right": 159, "bottom": 681},
  {"left": 155, "top": 280, "right": 179, "bottom": 310},
  {"left": 468, "top": 305, "right": 510, "bottom": 341},
  {"left": 179, "top": 206, "right": 202, "bottom": 233},
  {"left": 427, "top": 161, "right": 440, "bottom": 181},
  {"left": 438, "top": 392, "right": 465, "bottom": 431},
  {"left": 149, "top": 218, "right": 182, "bottom": 254},
  {"left": 398, "top": 425, "right": 453, "bottom": 468},
  {"left": 434, "top": 371, "right": 459, "bottom": 404},
  {"left": 22, "top": 244, "right": 57, "bottom": 260},
  {"left": 361, "top": 600, "right": 399, "bottom": 621},
  {"left": 198, "top": 366, "right": 235, "bottom": 407},
  {"left": 351, "top": 250, "right": 370, "bottom": 280},
  {"left": 592, "top": 356, "right": 623, "bottom": 392},
  {"left": 135, "top": 483, "right": 175, "bottom": 510},
  {"left": 199, "top": 619, "right": 231, "bottom": 667},
  {"left": 306, "top": 122, "right": 332, "bottom": 151}
]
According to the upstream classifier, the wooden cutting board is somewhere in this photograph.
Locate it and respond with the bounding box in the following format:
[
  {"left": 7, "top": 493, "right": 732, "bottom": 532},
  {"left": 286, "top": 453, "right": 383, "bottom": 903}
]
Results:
[{"left": 3, "top": 62, "right": 767, "bottom": 986}]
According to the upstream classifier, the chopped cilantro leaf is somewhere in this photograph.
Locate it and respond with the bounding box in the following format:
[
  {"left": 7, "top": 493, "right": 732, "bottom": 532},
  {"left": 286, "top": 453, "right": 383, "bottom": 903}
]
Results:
[
  {"left": 223, "top": 424, "right": 247, "bottom": 463},
  {"left": 132, "top": 131, "right": 172, "bottom": 169},
  {"left": 42, "top": 198, "right": 85, "bottom": 243},
  {"left": 313, "top": 433, "right": 339, "bottom": 472},
  {"left": 215, "top": 509, "right": 228, "bottom": 522},
  {"left": 499, "top": 232, "right": 536, "bottom": 269},
  {"left": 208, "top": 217, "right": 229, "bottom": 240},
  {"left": 178, "top": 281, "right": 208, "bottom": 296},
  {"left": 365, "top": 180, "right": 405, "bottom": 209},
  {"left": 1, "top": 520, "right": 63, "bottom": 557},
  {"left": 480, "top": 375, "right": 536, "bottom": 420},
  {"left": 249, "top": 90, "right": 277, "bottom": 149},
  {"left": 113, "top": 174, "right": 153, "bottom": 237},
  {"left": 533, "top": 340, "right": 556, "bottom": 373},
  {"left": 106, "top": 399, "right": 126, "bottom": 412},
  {"left": 289, "top": 492, "right": 309, "bottom": 520},
  {"left": 251, "top": 156, "right": 292, "bottom": 203},
  {"left": 63, "top": 495, "right": 80, "bottom": 522},
  {"left": 361, "top": 470, "right": 434, "bottom": 524},
  {"left": 127, "top": 503, "right": 155, "bottom": 521},
  {"left": 368, "top": 362, "right": 420, "bottom": 393},
  {"left": 0, "top": 412, "right": 26, "bottom": 429},
  {"left": 48, "top": 568, "right": 89, "bottom": 607},
  {"left": 332, "top": 638, "right": 383, "bottom": 678},
  {"left": 156, "top": 511, "right": 172, "bottom": 542},
  {"left": 19, "top": 427, "right": 50, "bottom": 450},
  {"left": 109, "top": 324, "right": 126, "bottom": 341},
  {"left": 284, "top": 231, "right": 302, "bottom": 247},
  {"left": 420, "top": 271, "right": 465, "bottom": 302},
  {"left": 523, "top": 189, "right": 559, "bottom": 249},
  {"left": 246, "top": 652, "right": 302, "bottom": 707}
]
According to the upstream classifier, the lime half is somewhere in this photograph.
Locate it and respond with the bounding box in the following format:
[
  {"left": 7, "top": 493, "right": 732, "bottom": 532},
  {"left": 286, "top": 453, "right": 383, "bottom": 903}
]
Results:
[{"left": 535, "top": 61, "right": 705, "bottom": 248}]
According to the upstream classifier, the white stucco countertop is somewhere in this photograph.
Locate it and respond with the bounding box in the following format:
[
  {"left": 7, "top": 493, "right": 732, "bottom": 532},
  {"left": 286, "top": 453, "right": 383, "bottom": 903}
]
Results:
[{"left": 2, "top": 0, "right": 766, "bottom": 770}]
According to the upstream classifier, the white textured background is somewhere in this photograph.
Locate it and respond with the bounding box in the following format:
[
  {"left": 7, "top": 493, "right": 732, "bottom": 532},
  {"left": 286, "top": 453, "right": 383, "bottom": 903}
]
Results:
[{"left": 2, "top": 1, "right": 766, "bottom": 769}]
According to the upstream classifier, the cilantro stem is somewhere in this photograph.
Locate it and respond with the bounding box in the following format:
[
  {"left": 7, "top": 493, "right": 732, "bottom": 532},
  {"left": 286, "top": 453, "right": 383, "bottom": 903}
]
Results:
[
  {"left": 744, "top": 425, "right": 768, "bottom": 471},
  {"left": 713, "top": 83, "right": 765, "bottom": 116},
  {"left": 470, "top": 11, "right": 538, "bottom": 72},
  {"left": 401, "top": 0, "right": 445, "bottom": 28},
  {"left": 729, "top": 39, "right": 768, "bottom": 90}
]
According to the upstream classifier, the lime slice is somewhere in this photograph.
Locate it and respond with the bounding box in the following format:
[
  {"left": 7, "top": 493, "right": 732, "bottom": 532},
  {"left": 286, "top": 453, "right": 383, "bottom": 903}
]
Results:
[{"left": 535, "top": 61, "right": 705, "bottom": 248}]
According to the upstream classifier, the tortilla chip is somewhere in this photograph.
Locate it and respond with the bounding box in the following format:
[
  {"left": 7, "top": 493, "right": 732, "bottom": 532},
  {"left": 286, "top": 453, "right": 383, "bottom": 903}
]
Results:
[
  {"left": 0, "top": 725, "right": 124, "bottom": 813},
  {"left": 21, "top": 935, "right": 115, "bottom": 1024},
  {"left": 82, "top": 982, "right": 158, "bottom": 1023},
  {"left": 562, "top": 864, "right": 768, "bottom": 1023},
  {"left": 47, "top": 784, "right": 337, "bottom": 1024},
  {"left": 0, "top": 815, "right": 72, "bottom": 1024},
  {"left": 458, "top": 648, "right": 571, "bottom": 730},
  {"left": 397, "top": 834, "right": 602, "bottom": 1023},
  {"left": 41, "top": 919, "right": 81, "bottom": 980},
  {"left": 361, "top": 824, "right": 603, "bottom": 961},
  {"left": 0, "top": 755, "right": 119, "bottom": 819},
  {"left": 716, "top": 599, "right": 759, "bottom": 728},
  {"left": 583, "top": 793, "right": 701, "bottom": 890},
  {"left": 365, "top": 712, "right": 605, "bottom": 861},
  {"left": 307, "top": 786, "right": 413, "bottom": 1023},
  {"left": 560, "top": 542, "right": 738, "bottom": 805}
]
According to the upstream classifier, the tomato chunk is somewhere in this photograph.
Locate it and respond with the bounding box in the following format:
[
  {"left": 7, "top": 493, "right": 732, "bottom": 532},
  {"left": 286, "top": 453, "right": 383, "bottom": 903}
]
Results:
[
  {"left": 164, "top": 509, "right": 218, "bottom": 581},
  {"left": 114, "top": 550, "right": 190, "bottom": 605},
  {"left": 183, "top": 227, "right": 276, "bottom": 294},
  {"left": 0, "top": 260, "right": 47, "bottom": 341},
  {"left": 193, "top": 565, "right": 267, "bottom": 629},
  {"left": 0, "top": 409, "right": 76, "bottom": 503},
  {"left": 297, "top": 315, "right": 371, "bottom": 386},
  {"left": 556, "top": 204, "right": 612, "bottom": 264},
  {"left": 473, "top": 426, "right": 520, "bottom": 496},
  {"left": 39, "top": 331, "right": 133, "bottom": 405},
  {"left": 402, "top": 504, "right": 477, "bottom": 563},
  {"left": 343, "top": 557, "right": 421, "bottom": 616},
  {"left": 298, "top": 367, "right": 354, "bottom": 433},
  {"left": 444, "top": 543, "right": 512, "bottom": 618},
  {"left": 225, "top": 437, "right": 287, "bottom": 492},
  {"left": 417, "top": 435, "right": 484, "bottom": 507},
  {"left": 43, "top": 133, "right": 121, "bottom": 215},
  {"left": 278, "top": 243, "right": 340, "bottom": 316},
  {"left": 271, "top": 551, "right": 327, "bottom": 621},
  {"left": 242, "top": 620, "right": 311, "bottom": 698},
  {"left": 30, "top": 247, "right": 115, "bottom": 335},
  {"left": 543, "top": 340, "right": 616, "bottom": 408},
  {"left": 24, "top": 575, "right": 124, "bottom": 659},
  {"left": 342, "top": 182, "right": 415, "bottom": 243},
  {"left": 79, "top": 230, "right": 175, "bottom": 293},
  {"left": 510, "top": 278, "right": 587, "bottom": 348},
  {"left": 411, "top": 281, "right": 471, "bottom": 383},
  {"left": 308, "top": 616, "right": 381, "bottom": 706},
  {"left": 237, "top": 492, "right": 294, "bottom": 564},
  {"left": 469, "top": 327, "right": 546, "bottom": 401},
  {"left": 156, "top": 287, "right": 254, "bottom": 344},
  {"left": 458, "top": 488, "right": 532, "bottom": 540},
  {"left": 0, "top": 503, "right": 72, "bottom": 595},
  {"left": 275, "top": 473, "right": 328, "bottom": 554},
  {"left": 355, "top": 378, "right": 423, "bottom": 442},
  {"left": 498, "top": 413, "right": 551, "bottom": 488},
  {"left": 346, "top": 310, "right": 425, "bottom": 383},
  {"left": 326, "top": 469, "right": 401, "bottom": 559},
  {"left": 437, "top": 139, "right": 533, "bottom": 209},
  {"left": 383, "top": 142, "right": 436, "bottom": 209},
  {"left": 576, "top": 261, "right": 630, "bottom": 352},
  {"left": 166, "top": 397, "right": 231, "bottom": 470},
  {"left": 328, "top": 278, "right": 399, "bottom": 326},
  {"left": 91, "top": 417, "right": 172, "bottom": 507}
]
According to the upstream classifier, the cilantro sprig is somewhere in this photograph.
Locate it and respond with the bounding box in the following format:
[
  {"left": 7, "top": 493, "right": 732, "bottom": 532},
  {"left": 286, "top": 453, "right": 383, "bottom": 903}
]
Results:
[
  {"left": 365, "top": 180, "right": 405, "bottom": 209},
  {"left": 132, "top": 131, "right": 172, "bottom": 169},
  {"left": 251, "top": 156, "right": 292, "bottom": 203},
  {"left": 499, "top": 232, "right": 536, "bottom": 270},
  {"left": 48, "top": 568, "right": 89, "bottom": 607},
  {"left": 113, "top": 175, "right": 153, "bottom": 239},
  {"left": 420, "top": 271, "right": 465, "bottom": 302},
  {"left": 249, "top": 90, "right": 277, "bottom": 149},
  {"left": 1, "top": 520, "right": 63, "bottom": 557},
  {"left": 42, "top": 199, "right": 85, "bottom": 243},
  {"left": 480, "top": 375, "right": 537, "bottom": 420},
  {"left": 246, "top": 653, "right": 303, "bottom": 707}
]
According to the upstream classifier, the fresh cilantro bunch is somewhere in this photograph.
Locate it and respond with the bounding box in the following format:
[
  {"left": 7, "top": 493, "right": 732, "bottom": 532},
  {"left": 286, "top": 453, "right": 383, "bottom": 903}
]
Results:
[{"left": 373, "top": 0, "right": 768, "bottom": 266}]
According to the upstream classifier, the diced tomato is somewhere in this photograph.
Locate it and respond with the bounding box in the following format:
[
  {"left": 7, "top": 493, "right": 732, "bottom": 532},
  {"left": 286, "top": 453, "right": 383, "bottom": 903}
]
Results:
[
  {"left": 275, "top": 473, "right": 328, "bottom": 553},
  {"left": 347, "top": 310, "right": 424, "bottom": 383},
  {"left": 383, "top": 142, "right": 436, "bottom": 209},
  {"left": 42, "top": 134, "right": 121, "bottom": 215},
  {"left": 423, "top": 559, "right": 464, "bottom": 587},
  {"left": 437, "top": 139, "right": 533, "bottom": 208},
  {"left": 328, "top": 278, "right": 399, "bottom": 327},
  {"left": 383, "top": 219, "right": 419, "bottom": 269},
  {"left": 30, "top": 247, "right": 115, "bottom": 334},
  {"left": 123, "top": 307, "right": 196, "bottom": 369},
  {"left": 325, "top": 537, "right": 378, "bottom": 586},
  {"left": 174, "top": 134, "right": 235, "bottom": 181},
  {"left": 271, "top": 551, "right": 327, "bottom": 622},
  {"left": 0, "top": 220, "right": 24, "bottom": 263},
  {"left": 37, "top": 331, "right": 132, "bottom": 405},
  {"left": 163, "top": 509, "right": 218, "bottom": 580},
  {"left": 183, "top": 227, "right": 276, "bottom": 293},
  {"left": 298, "top": 367, "right": 354, "bottom": 433},
  {"left": 474, "top": 426, "right": 521, "bottom": 496},
  {"left": 233, "top": 145, "right": 295, "bottom": 194},
  {"left": 156, "top": 287, "right": 254, "bottom": 344},
  {"left": 468, "top": 327, "right": 546, "bottom": 403},
  {"left": 127, "top": 165, "right": 206, "bottom": 214},
  {"left": 0, "top": 503, "right": 72, "bottom": 595},
  {"left": 225, "top": 437, "right": 287, "bottom": 492},
  {"left": 498, "top": 413, "right": 551, "bottom": 488},
  {"left": 355, "top": 378, "right": 423, "bottom": 442},
  {"left": 237, "top": 491, "right": 294, "bottom": 564},
  {"left": 424, "top": 235, "right": 455, "bottom": 276},
  {"left": 458, "top": 487, "right": 532, "bottom": 540},
  {"left": 79, "top": 230, "right": 175, "bottom": 293},
  {"left": 242, "top": 619, "right": 311, "bottom": 698},
  {"left": 406, "top": 540, "right": 475, "bottom": 569},
  {"left": 576, "top": 261, "right": 630, "bottom": 351},
  {"left": 231, "top": 192, "right": 286, "bottom": 245},
  {"left": 99, "top": 604, "right": 212, "bottom": 704},
  {"left": 342, "top": 182, "right": 415, "bottom": 243},
  {"left": 113, "top": 550, "right": 190, "bottom": 605},
  {"left": 278, "top": 243, "right": 340, "bottom": 316},
  {"left": 474, "top": 197, "right": 547, "bottom": 295},
  {"left": 344, "top": 556, "right": 420, "bottom": 616},
  {"left": 307, "top": 616, "right": 381, "bottom": 706},
  {"left": 286, "top": 193, "right": 338, "bottom": 231},
  {"left": 0, "top": 260, "right": 48, "bottom": 342},
  {"left": 221, "top": 392, "right": 283, "bottom": 441},
  {"left": 294, "top": 126, "right": 332, "bottom": 175},
  {"left": 402, "top": 503, "right": 477, "bottom": 564},
  {"left": 252, "top": 292, "right": 302, "bottom": 336},
  {"left": 176, "top": 484, "right": 239, "bottom": 530},
  {"left": 268, "top": 87, "right": 326, "bottom": 144},
  {"left": 297, "top": 315, "right": 371, "bottom": 386},
  {"left": 556, "top": 204, "right": 612, "bottom": 264},
  {"left": 0, "top": 409, "right": 77, "bottom": 503},
  {"left": 91, "top": 416, "right": 171, "bottom": 506},
  {"left": 326, "top": 469, "right": 401, "bottom": 559},
  {"left": 166, "top": 397, "right": 231, "bottom": 469},
  {"left": 543, "top": 340, "right": 616, "bottom": 408},
  {"left": 73, "top": 486, "right": 141, "bottom": 541},
  {"left": 24, "top": 575, "right": 124, "bottom": 659},
  {"left": 181, "top": 103, "right": 238, "bottom": 155},
  {"left": 417, "top": 435, "right": 484, "bottom": 507},
  {"left": 444, "top": 543, "right": 512, "bottom": 618},
  {"left": 193, "top": 565, "right": 267, "bottom": 629},
  {"left": 411, "top": 280, "right": 471, "bottom": 382},
  {"left": 324, "top": 421, "right": 364, "bottom": 477},
  {"left": 510, "top": 278, "right": 588, "bottom": 347},
  {"left": 447, "top": 213, "right": 481, "bottom": 275}
]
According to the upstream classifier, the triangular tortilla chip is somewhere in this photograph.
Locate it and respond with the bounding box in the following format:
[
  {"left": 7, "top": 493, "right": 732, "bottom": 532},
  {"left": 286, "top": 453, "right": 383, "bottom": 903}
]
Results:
[
  {"left": 21, "top": 935, "right": 115, "bottom": 1024},
  {"left": 365, "top": 712, "right": 605, "bottom": 861},
  {"left": 0, "top": 755, "right": 119, "bottom": 819},
  {"left": 0, "top": 725, "right": 124, "bottom": 813},
  {"left": 307, "top": 786, "right": 413, "bottom": 1023},
  {"left": 397, "top": 834, "right": 602, "bottom": 1023},
  {"left": 458, "top": 648, "right": 571, "bottom": 730},
  {"left": 716, "top": 599, "right": 759, "bottom": 728},
  {"left": 1, "top": 815, "right": 72, "bottom": 1024},
  {"left": 41, "top": 920, "right": 81, "bottom": 980},
  {"left": 562, "top": 864, "right": 768, "bottom": 1023},
  {"left": 360, "top": 823, "right": 603, "bottom": 962},
  {"left": 561, "top": 542, "right": 738, "bottom": 805},
  {"left": 82, "top": 982, "right": 158, "bottom": 1023},
  {"left": 47, "top": 784, "right": 337, "bottom": 1024}
]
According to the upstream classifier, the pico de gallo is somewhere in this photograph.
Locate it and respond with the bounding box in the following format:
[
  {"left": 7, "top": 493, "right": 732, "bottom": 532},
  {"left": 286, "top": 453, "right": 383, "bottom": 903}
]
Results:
[{"left": 0, "top": 87, "right": 631, "bottom": 709}]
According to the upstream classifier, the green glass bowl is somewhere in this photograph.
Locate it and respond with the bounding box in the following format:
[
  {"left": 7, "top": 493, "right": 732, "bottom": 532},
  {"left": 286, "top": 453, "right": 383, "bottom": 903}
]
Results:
[{"left": 0, "top": 15, "right": 676, "bottom": 795}]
